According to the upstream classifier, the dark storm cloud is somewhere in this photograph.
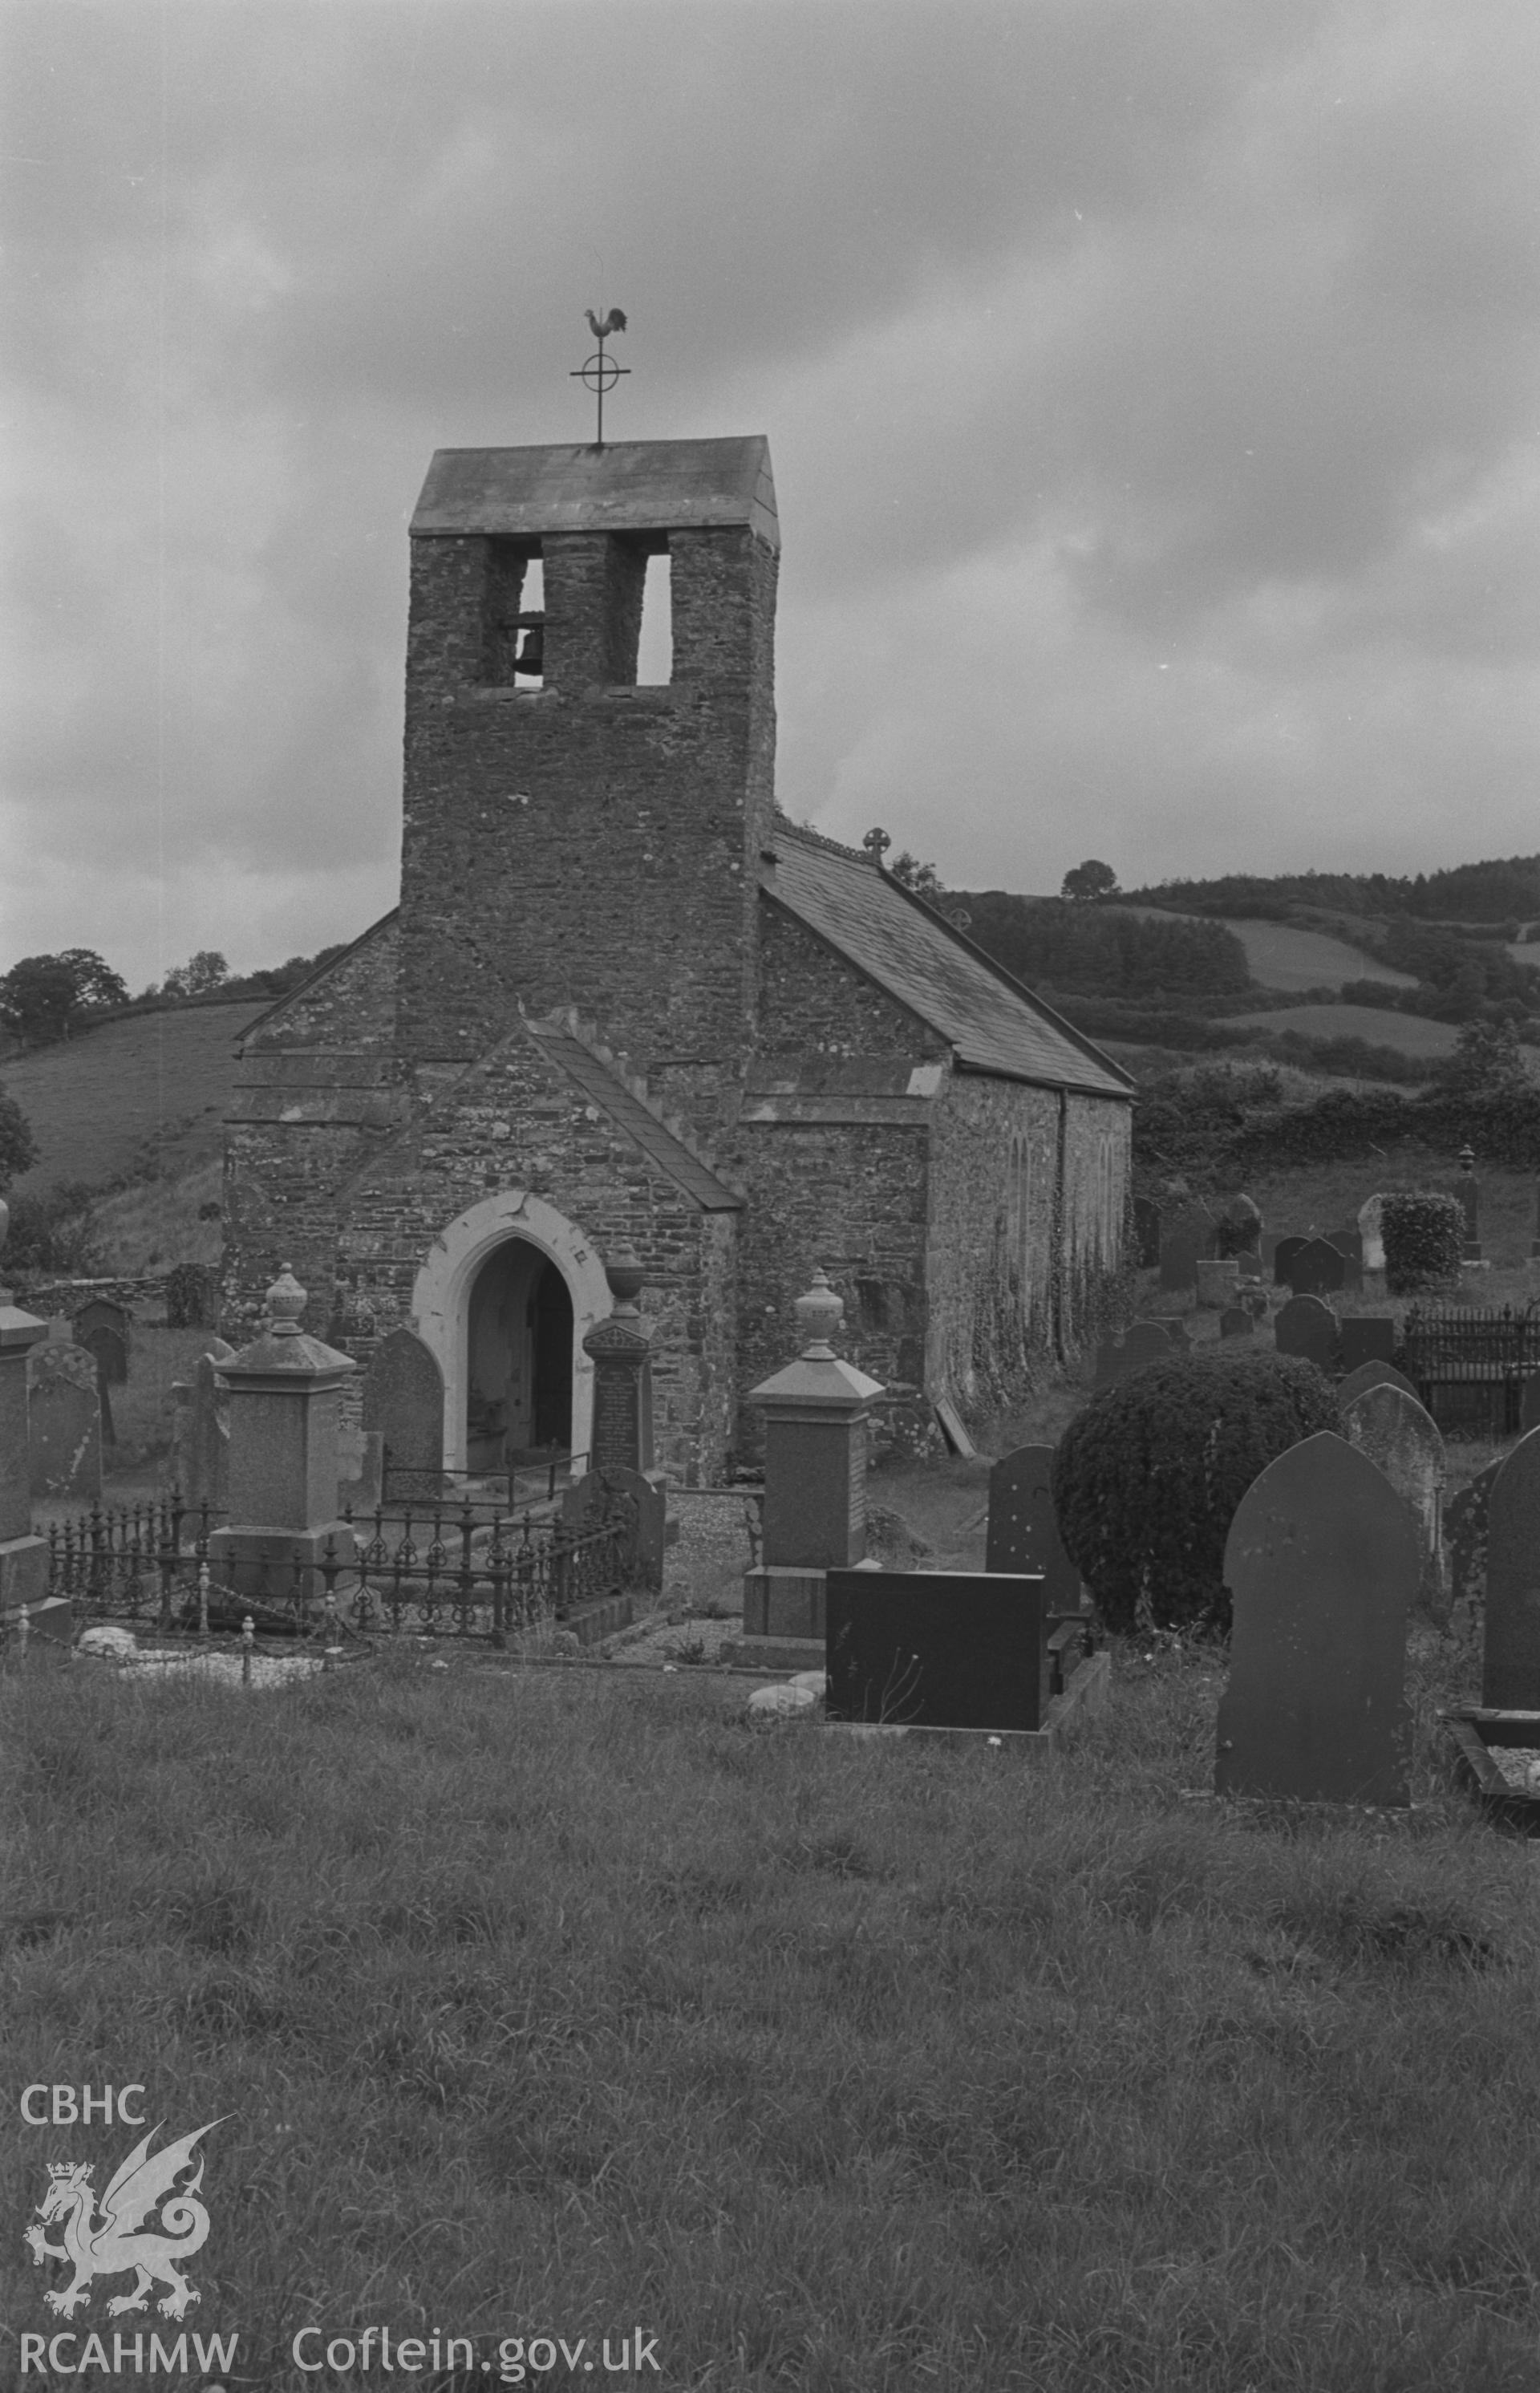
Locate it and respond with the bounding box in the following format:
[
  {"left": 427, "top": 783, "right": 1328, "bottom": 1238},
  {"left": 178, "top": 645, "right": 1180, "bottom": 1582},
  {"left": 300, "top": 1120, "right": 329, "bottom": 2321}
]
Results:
[{"left": 2, "top": 0, "right": 1536, "bottom": 981}]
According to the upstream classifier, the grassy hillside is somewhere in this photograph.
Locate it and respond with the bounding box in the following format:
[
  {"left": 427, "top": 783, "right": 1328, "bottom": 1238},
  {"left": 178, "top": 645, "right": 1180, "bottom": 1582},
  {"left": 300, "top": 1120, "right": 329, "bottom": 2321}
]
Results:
[
  {"left": 0, "top": 998, "right": 267, "bottom": 1194},
  {"left": 1115, "top": 908, "right": 1415, "bottom": 995},
  {"left": 1227, "top": 1003, "right": 1461, "bottom": 1057}
]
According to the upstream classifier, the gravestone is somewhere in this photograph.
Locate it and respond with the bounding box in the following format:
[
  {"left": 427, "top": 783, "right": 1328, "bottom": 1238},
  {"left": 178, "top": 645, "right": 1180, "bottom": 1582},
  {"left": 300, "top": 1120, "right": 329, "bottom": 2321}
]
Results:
[
  {"left": 27, "top": 1341, "right": 103, "bottom": 1502},
  {"left": 1288, "top": 1238, "right": 1346, "bottom": 1299},
  {"left": 1454, "top": 1155, "right": 1482, "bottom": 1262},
  {"left": 336, "top": 1423, "right": 385, "bottom": 1518},
  {"left": 826, "top": 1568, "right": 1049, "bottom": 1733},
  {"left": 1158, "top": 1225, "right": 1202, "bottom": 1292},
  {"left": 1216, "top": 1433, "right": 1415, "bottom": 1805},
  {"left": 1339, "top": 1316, "right": 1396, "bottom": 1374},
  {"left": 1446, "top": 1460, "right": 1502, "bottom": 1614},
  {"left": 1222, "top": 1194, "right": 1263, "bottom": 1255},
  {"left": 1218, "top": 1308, "right": 1253, "bottom": 1340},
  {"left": 1336, "top": 1358, "right": 1420, "bottom": 1410},
  {"left": 1324, "top": 1230, "right": 1364, "bottom": 1292},
  {"left": 1260, "top": 1231, "right": 1283, "bottom": 1273},
  {"left": 361, "top": 1325, "right": 444, "bottom": 1499},
  {"left": 73, "top": 1297, "right": 129, "bottom": 1381},
  {"left": 1122, "top": 1322, "right": 1181, "bottom": 1375},
  {"left": 1482, "top": 1426, "right": 1540, "bottom": 1710},
  {"left": 1357, "top": 1194, "right": 1387, "bottom": 1275},
  {"left": 1195, "top": 1258, "right": 1239, "bottom": 1309},
  {"left": 1236, "top": 1249, "right": 1263, "bottom": 1281},
  {"left": 985, "top": 1443, "right": 1081, "bottom": 1609},
  {"left": 1340, "top": 1382, "right": 1445, "bottom": 1607},
  {"left": 1522, "top": 1374, "right": 1540, "bottom": 1436},
  {"left": 1133, "top": 1197, "right": 1161, "bottom": 1269},
  {"left": 1273, "top": 1235, "right": 1307, "bottom": 1287},
  {"left": 1274, "top": 1295, "right": 1336, "bottom": 1372}
]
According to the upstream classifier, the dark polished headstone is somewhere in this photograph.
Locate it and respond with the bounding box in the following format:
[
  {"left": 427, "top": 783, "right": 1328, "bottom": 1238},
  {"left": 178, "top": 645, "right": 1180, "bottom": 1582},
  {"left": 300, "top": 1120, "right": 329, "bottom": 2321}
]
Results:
[
  {"left": 1274, "top": 1235, "right": 1307, "bottom": 1287},
  {"left": 361, "top": 1326, "right": 444, "bottom": 1499},
  {"left": 826, "top": 1568, "right": 1048, "bottom": 1732},
  {"left": 1274, "top": 1295, "right": 1336, "bottom": 1372},
  {"left": 985, "top": 1444, "right": 1080, "bottom": 1608},
  {"left": 74, "top": 1298, "right": 130, "bottom": 1382},
  {"left": 1324, "top": 1229, "right": 1364, "bottom": 1291},
  {"left": 1122, "top": 1321, "right": 1180, "bottom": 1374},
  {"left": 1483, "top": 1426, "right": 1540, "bottom": 1710},
  {"left": 1336, "top": 1358, "right": 1419, "bottom": 1409},
  {"left": 1216, "top": 1433, "right": 1415, "bottom": 1806},
  {"left": 1339, "top": 1316, "right": 1396, "bottom": 1373},
  {"left": 1447, "top": 1460, "right": 1502, "bottom": 1612},
  {"left": 1288, "top": 1237, "right": 1347, "bottom": 1298}
]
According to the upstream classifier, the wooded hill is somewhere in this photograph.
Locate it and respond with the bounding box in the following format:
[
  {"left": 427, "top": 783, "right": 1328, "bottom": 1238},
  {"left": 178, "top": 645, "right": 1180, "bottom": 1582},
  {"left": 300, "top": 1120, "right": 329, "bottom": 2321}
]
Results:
[{"left": 1122, "top": 854, "right": 1540, "bottom": 927}]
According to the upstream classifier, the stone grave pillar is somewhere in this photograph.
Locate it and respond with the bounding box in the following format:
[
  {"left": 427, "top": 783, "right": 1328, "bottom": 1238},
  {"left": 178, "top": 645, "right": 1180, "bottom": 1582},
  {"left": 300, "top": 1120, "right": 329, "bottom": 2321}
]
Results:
[
  {"left": 207, "top": 1264, "right": 357, "bottom": 1601},
  {"left": 0, "top": 1201, "right": 50, "bottom": 1616},
  {"left": 739, "top": 1271, "right": 883, "bottom": 1665},
  {"left": 563, "top": 1246, "right": 667, "bottom": 1588},
  {"left": 1455, "top": 1145, "right": 1482, "bottom": 1263}
]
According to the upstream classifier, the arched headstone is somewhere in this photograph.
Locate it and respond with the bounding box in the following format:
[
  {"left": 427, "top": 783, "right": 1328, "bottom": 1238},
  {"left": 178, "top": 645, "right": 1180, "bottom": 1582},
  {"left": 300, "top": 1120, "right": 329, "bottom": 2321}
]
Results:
[
  {"left": 1483, "top": 1425, "right": 1540, "bottom": 1710},
  {"left": 1323, "top": 1230, "right": 1364, "bottom": 1292},
  {"left": 1274, "top": 1295, "right": 1335, "bottom": 1372},
  {"left": 1447, "top": 1460, "right": 1502, "bottom": 1613},
  {"left": 1288, "top": 1238, "right": 1346, "bottom": 1298},
  {"left": 1341, "top": 1383, "right": 1445, "bottom": 1591},
  {"left": 362, "top": 1326, "right": 444, "bottom": 1499},
  {"left": 985, "top": 1443, "right": 1080, "bottom": 1608},
  {"left": 1336, "top": 1358, "right": 1419, "bottom": 1409},
  {"left": 1216, "top": 1433, "right": 1416, "bottom": 1805},
  {"left": 1273, "top": 1235, "right": 1307, "bottom": 1287},
  {"left": 1121, "top": 1322, "right": 1179, "bottom": 1374}
]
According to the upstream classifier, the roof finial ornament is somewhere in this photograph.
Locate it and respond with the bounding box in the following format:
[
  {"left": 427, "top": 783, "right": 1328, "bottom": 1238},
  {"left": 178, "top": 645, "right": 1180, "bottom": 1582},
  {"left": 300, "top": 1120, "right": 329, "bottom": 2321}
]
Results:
[
  {"left": 572, "top": 307, "right": 630, "bottom": 451},
  {"left": 862, "top": 827, "right": 892, "bottom": 870}
]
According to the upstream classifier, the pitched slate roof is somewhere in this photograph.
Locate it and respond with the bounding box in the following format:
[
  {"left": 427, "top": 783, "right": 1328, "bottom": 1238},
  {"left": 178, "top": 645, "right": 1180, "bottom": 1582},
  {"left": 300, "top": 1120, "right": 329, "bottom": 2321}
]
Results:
[
  {"left": 411, "top": 438, "right": 778, "bottom": 551},
  {"left": 760, "top": 830, "right": 1133, "bottom": 1099},
  {"left": 522, "top": 1016, "right": 743, "bottom": 1211}
]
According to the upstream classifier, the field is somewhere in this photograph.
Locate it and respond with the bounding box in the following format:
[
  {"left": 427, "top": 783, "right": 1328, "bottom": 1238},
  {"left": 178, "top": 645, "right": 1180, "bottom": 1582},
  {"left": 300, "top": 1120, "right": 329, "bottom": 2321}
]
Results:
[
  {"left": 1115, "top": 910, "right": 1414, "bottom": 994},
  {"left": 6, "top": 1632, "right": 1540, "bottom": 2393},
  {"left": 0, "top": 1000, "right": 267, "bottom": 1195},
  {"left": 1227, "top": 1004, "right": 1459, "bottom": 1057}
]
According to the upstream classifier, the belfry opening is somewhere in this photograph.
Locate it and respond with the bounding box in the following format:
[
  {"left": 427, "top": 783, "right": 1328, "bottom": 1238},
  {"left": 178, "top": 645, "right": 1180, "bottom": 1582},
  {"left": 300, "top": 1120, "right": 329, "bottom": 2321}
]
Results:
[{"left": 464, "top": 1239, "right": 574, "bottom": 1473}]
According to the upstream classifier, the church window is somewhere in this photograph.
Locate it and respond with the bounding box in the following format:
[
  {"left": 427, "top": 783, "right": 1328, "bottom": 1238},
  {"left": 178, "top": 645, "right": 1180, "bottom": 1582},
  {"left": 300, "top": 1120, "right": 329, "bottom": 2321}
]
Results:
[{"left": 636, "top": 550, "right": 673, "bottom": 685}]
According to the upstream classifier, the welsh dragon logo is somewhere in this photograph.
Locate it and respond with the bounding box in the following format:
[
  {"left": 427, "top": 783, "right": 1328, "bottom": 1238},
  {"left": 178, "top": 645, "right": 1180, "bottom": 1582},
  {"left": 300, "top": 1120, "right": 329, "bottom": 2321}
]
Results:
[{"left": 25, "top": 2119, "right": 223, "bottom": 2320}]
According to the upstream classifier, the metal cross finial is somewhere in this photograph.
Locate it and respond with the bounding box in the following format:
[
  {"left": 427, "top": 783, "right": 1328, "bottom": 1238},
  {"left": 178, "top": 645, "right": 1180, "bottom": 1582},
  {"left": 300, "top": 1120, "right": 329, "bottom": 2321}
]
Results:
[
  {"left": 862, "top": 828, "right": 892, "bottom": 868},
  {"left": 571, "top": 307, "right": 630, "bottom": 450}
]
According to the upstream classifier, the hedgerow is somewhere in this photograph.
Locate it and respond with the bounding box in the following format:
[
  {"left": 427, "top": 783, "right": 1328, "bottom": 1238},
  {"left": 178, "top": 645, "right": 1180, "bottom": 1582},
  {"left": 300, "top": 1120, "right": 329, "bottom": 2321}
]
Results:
[{"left": 1381, "top": 1193, "right": 1465, "bottom": 1296}]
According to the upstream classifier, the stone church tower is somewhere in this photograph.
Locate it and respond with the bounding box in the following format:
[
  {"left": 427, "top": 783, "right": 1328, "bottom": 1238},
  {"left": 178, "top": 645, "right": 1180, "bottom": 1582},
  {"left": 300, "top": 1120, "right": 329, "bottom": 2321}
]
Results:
[{"left": 225, "top": 436, "right": 1133, "bottom": 1484}]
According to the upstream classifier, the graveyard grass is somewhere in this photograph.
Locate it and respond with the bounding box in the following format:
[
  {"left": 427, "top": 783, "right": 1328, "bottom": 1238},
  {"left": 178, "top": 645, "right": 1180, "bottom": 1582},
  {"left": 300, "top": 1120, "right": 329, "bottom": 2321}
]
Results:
[{"left": 6, "top": 1637, "right": 1540, "bottom": 2393}]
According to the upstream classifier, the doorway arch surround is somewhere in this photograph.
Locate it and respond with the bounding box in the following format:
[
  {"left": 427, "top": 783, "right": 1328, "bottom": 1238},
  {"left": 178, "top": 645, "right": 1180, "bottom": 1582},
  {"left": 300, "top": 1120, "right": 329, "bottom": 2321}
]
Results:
[{"left": 410, "top": 1190, "right": 611, "bottom": 1477}]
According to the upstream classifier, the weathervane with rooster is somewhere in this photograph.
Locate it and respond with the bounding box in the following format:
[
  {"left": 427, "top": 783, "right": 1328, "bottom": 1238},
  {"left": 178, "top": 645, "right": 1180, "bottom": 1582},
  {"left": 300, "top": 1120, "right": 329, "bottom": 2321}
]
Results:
[{"left": 571, "top": 307, "right": 629, "bottom": 448}]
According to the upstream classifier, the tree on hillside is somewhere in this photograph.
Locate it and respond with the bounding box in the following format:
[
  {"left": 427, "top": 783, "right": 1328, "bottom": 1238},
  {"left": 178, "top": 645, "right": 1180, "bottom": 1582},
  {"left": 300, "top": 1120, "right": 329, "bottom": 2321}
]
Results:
[
  {"left": 0, "top": 950, "right": 129, "bottom": 1044},
  {"left": 1060, "top": 859, "right": 1121, "bottom": 903},
  {"left": 162, "top": 950, "right": 230, "bottom": 998},
  {"left": 0, "top": 1082, "right": 38, "bottom": 1191},
  {"left": 1437, "top": 1013, "right": 1530, "bottom": 1097},
  {"left": 890, "top": 852, "right": 946, "bottom": 903}
]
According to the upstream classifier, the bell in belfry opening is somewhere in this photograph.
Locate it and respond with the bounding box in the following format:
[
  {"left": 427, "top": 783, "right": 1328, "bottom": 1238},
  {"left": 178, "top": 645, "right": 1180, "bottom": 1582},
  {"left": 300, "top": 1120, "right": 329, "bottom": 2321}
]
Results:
[{"left": 516, "top": 622, "right": 544, "bottom": 675}]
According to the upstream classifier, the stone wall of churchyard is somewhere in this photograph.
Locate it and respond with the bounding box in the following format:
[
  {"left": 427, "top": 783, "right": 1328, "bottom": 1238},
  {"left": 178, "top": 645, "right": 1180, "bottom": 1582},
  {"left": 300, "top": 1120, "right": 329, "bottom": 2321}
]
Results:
[
  {"left": 756, "top": 899, "right": 950, "bottom": 1065},
  {"left": 329, "top": 1026, "right": 737, "bottom": 1483},
  {"left": 395, "top": 525, "right": 777, "bottom": 1151},
  {"left": 734, "top": 1119, "right": 930, "bottom": 1454},
  {"left": 923, "top": 1076, "right": 1131, "bottom": 1418}
]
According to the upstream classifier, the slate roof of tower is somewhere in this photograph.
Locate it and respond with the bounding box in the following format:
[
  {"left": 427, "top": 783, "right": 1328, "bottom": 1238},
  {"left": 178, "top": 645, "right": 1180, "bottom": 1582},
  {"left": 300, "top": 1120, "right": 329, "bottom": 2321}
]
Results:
[
  {"left": 411, "top": 437, "right": 778, "bottom": 550},
  {"left": 521, "top": 1016, "right": 744, "bottom": 1211},
  {"left": 760, "top": 829, "right": 1134, "bottom": 1098}
]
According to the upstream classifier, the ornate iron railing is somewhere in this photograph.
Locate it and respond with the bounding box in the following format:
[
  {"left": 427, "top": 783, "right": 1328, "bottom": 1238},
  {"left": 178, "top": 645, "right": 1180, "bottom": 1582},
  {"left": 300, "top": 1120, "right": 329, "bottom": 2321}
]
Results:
[
  {"left": 38, "top": 1483, "right": 638, "bottom": 1649},
  {"left": 1400, "top": 1303, "right": 1540, "bottom": 1436}
]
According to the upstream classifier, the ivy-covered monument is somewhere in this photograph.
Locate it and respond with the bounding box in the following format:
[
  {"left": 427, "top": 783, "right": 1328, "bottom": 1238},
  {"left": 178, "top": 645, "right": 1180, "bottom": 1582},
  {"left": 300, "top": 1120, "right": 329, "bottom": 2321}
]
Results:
[{"left": 223, "top": 435, "right": 1133, "bottom": 1482}]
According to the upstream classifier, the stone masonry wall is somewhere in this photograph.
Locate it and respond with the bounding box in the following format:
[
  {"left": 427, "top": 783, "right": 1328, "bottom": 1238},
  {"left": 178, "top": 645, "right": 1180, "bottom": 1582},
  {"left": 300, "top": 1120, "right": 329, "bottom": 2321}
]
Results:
[
  {"left": 331, "top": 1025, "right": 736, "bottom": 1483},
  {"left": 395, "top": 525, "right": 777, "bottom": 1159},
  {"left": 756, "top": 900, "right": 949, "bottom": 1065},
  {"left": 244, "top": 915, "right": 400, "bottom": 1053},
  {"left": 924, "top": 1073, "right": 1129, "bottom": 1421}
]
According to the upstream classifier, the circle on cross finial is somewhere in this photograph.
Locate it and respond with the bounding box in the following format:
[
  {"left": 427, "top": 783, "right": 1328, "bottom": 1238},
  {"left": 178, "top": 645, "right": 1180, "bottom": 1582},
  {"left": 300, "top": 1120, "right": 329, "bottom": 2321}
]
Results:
[
  {"left": 265, "top": 1263, "right": 307, "bottom": 1336},
  {"left": 577, "top": 350, "right": 624, "bottom": 395},
  {"left": 862, "top": 828, "right": 892, "bottom": 866}
]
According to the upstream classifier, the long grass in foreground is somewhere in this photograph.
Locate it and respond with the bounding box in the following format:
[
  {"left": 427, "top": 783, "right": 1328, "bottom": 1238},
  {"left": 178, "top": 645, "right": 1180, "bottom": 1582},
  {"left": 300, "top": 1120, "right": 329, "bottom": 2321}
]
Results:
[{"left": 2, "top": 1640, "right": 1538, "bottom": 2392}]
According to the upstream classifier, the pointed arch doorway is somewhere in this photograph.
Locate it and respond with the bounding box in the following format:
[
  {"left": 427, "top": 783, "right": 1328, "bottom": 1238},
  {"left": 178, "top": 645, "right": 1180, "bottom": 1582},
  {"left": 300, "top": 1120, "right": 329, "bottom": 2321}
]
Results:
[
  {"left": 464, "top": 1241, "right": 574, "bottom": 1470},
  {"left": 410, "top": 1190, "right": 612, "bottom": 1479}
]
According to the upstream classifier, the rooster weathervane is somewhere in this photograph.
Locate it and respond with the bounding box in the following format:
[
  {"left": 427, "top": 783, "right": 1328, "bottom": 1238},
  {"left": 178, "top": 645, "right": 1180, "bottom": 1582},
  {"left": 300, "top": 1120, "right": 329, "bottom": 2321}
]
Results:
[{"left": 572, "top": 307, "right": 629, "bottom": 450}]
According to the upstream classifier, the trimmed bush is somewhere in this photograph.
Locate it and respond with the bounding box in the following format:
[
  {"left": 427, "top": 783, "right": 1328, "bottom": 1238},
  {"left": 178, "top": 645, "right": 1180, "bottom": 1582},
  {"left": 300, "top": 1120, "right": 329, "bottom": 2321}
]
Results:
[
  {"left": 1052, "top": 1349, "right": 1338, "bottom": 1636},
  {"left": 1380, "top": 1192, "right": 1465, "bottom": 1295}
]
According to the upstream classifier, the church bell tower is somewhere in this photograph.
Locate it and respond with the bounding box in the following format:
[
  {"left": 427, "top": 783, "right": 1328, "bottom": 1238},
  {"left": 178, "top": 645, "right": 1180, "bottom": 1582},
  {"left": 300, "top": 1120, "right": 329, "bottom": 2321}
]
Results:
[{"left": 395, "top": 437, "right": 779, "bottom": 1131}]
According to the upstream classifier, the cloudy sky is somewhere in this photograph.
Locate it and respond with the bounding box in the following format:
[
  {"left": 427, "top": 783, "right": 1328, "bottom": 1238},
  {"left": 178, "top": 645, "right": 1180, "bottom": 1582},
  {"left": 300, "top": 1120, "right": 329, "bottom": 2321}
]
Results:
[{"left": 4, "top": 0, "right": 1538, "bottom": 991}]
